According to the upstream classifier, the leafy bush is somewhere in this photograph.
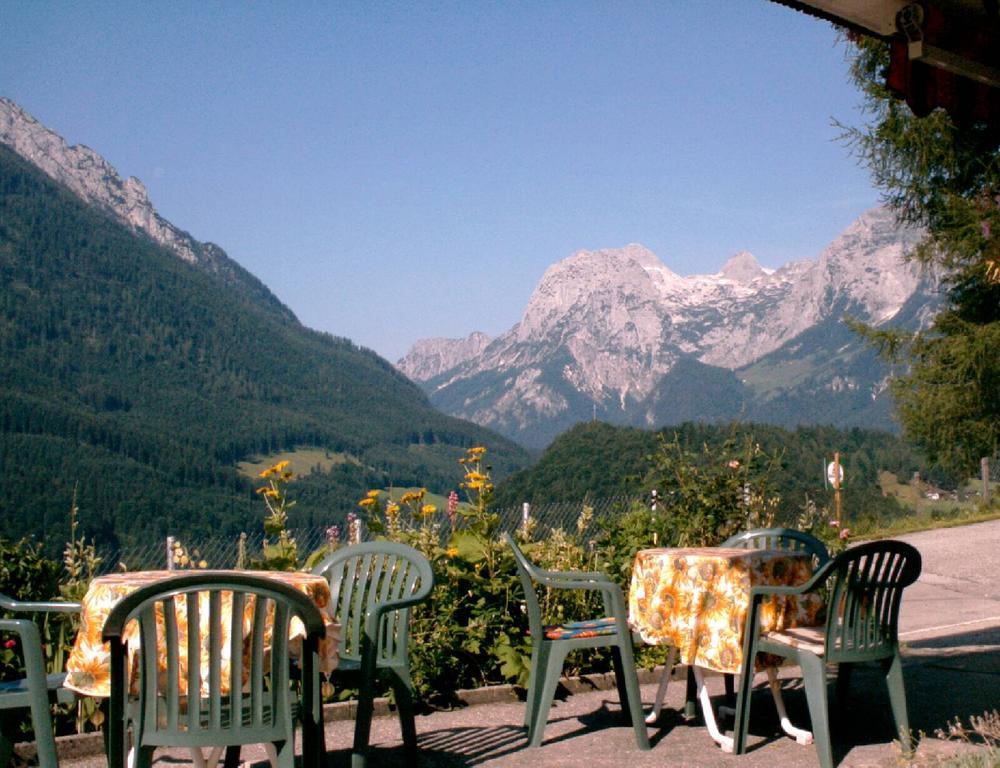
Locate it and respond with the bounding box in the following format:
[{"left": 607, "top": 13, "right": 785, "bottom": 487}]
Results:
[{"left": 643, "top": 430, "right": 781, "bottom": 547}]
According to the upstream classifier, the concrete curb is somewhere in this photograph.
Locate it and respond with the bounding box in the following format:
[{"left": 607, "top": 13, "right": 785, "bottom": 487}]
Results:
[{"left": 19, "top": 667, "right": 669, "bottom": 762}]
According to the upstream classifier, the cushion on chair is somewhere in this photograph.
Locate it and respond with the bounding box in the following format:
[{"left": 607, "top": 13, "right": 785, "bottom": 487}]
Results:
[
  {"left": 0, "top": 672, "right": 69, "bottom": 695},
  {"left": 542, "top": 617, "right": 618, "bottom": 640},
  {"left": 761, "top": 625, "right": 826, "bottom": 656}
]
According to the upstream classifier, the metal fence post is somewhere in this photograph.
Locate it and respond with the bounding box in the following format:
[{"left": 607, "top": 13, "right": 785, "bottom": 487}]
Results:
[
  {"left": 984, "top": 457, "right": 992, "bottom": 505},
  {"left": 166, "top": 536, "right": 175, "bottom": 570}
]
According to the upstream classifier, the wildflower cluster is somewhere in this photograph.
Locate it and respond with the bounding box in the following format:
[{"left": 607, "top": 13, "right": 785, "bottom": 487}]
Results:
[
  {"left": 168, "top": 539, "right": 207, "bottom": 569},
  {"left": 255, "top": 460, "right": 298, "bottom": 570},
  {"left": 358, "top": 488, "right": 435, "bottom": 545}
]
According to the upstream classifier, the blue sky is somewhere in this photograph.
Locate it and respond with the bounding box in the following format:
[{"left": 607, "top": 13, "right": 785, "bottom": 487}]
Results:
[{"left": 2, "top": 2, "right": 880, "bottom": 361}]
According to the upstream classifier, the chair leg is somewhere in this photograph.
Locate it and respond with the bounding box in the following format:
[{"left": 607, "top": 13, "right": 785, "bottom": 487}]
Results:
[
  {"left": 800, "top": 652, "right": 834, "bottom": 768},
  {"left": 612, "top": 643, "right": 651, "bottom": 750},
  {"left": 28, "top": 692, "right": 59, "bottom": 768},
  {"left": 731, "top": 650, "right": 757, "bottom": 754},
  {"left": 270, "top": 739, "right": 294, "bottom": 768},
  {"left": 527, "top": 641, "right": 568, "bottom": 747},
  {"left": 835, "top": 662, "right": 852, "bottom": 714},
  {"left": 0, "top": 715, "right": 17, "bottom": 768},
  {"left": 222, "top": 745, "right": 242, "bottom": 768},
  {"left": 352, "top": 680, "right": 377, "bottom": 768},
  {"left": 610, "top": 646, "right": 631, "bottom": 722},
  {"left": 724, "top": 672, "right": 736, "bottom": 708},
  {"left": 523, "top": 638, "right": 541, "bottom": 729},
  {"left": 390, "top": 673, "right": 419, "bottom": 762},
  {"left": 883, "top": 653, "right": 913, "bottom": 755}
]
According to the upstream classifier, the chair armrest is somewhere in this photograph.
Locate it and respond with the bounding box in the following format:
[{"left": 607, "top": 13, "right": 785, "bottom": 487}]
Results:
[
  {"left": 539, "top": 568, "right": 611, "bottom": 583},
  {"left": 0, "top": 618, "right": 50, "bottom": 684},
  {"left": 0, "top": 596, "right": 81, "bottom": 614},
  {"left": 747, "top": 556, "right": 835, "bottom": 604},
  {"left": 542, "top": 575, "right": 617, "bottom": 591}
]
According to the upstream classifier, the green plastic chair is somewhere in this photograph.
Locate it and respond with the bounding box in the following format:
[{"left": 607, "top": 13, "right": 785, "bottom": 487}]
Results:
[
  {"left": 0, "top": 593, "right": 80, "bottom": 768},
  {"left": 102, "top": 572, "right": 327, "bottom": 768},
  {"left": 722, "top": 527, "right": 831, "bottom": 565},
  {"left": 732, "top": 539, "right": 922, "bottom": 768},
  {"left": 719, "top": 528, "right": 831, "bottom": 703},
  {"left": 504, "top": 534, "right": 650, "bottom": 750},
  {"left": 312, "top": 541, "right": 434, "bottom": 768}
]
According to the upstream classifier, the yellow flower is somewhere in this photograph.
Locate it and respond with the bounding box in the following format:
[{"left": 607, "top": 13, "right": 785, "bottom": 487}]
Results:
[
  {"left": 365, "top": 490, "right": 381, "bottom": 499},
  {"left": 446, "top": 547, "right": 459, "bottom": 558},
  {"left": 468, "top": 446, "right": 486, "bottom": 456},
  {"left": 358, "top": 497, "right": 377, "bottom": 508},
  {"left": 386, "top": 503, "right": 400, "bottom": 517},
  {"left": 274, "top": 460, "right": 291, "bottom": 472},
  {"left": 400, "top": 489, "right": 426, "bottom": 504},
  {"left": 421, "top": 504, "right": 436, "bottom": 516}
]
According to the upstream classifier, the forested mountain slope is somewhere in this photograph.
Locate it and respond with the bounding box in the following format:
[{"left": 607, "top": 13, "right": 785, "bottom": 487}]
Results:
[
  {"left": 0, "top": 145, "right": 527, "bottom": 551},
  {"left": 493, "top": 420, "right": 935, "bottom": 521}
]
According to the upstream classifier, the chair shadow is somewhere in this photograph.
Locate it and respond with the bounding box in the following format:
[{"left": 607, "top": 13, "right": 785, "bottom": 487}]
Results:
[{"left": 320, "top": 724, "right": 527, "bottom": 767}]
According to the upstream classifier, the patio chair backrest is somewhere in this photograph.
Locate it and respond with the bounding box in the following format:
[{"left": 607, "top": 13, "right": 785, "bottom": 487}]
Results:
[
  {"left": 820, "top": 539, "right": 921, "bottom": 663},
  {"left": 313, "top": 541, "right": 433, "bottom": 668},
  {"left": 722, "top": 527, "right": 830, "bottom": 568},
  {"left": 506, "top": 535, "right": 549, "bottom": 638},
  {"left": 101, "top": 572, "right": 326, "bottom": 767}
]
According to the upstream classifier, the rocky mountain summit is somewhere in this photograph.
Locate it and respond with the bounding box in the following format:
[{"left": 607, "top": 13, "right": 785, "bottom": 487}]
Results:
[
  {"left": 400, "top": 209, "right": 940, "bottom": 448},
  {"left": 0, "top": 97, "right": 290, "bottom": 317},
  {"left": 397, "top": 331, "right": 492, "bottom": 381}
]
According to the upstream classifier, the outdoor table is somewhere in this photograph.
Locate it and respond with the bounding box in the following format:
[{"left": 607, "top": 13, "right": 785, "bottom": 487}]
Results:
[
  {"left": 628, "top": 547, "right": 823, "bottom": 751},
  {"left": 65, "top": 569, "right": 340, "bottom": 699}
]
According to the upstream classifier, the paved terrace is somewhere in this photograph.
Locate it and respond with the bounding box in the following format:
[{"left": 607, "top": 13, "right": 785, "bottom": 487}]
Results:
[{"left": 48, "top": 519, "right": 1000, "bottom": 767}]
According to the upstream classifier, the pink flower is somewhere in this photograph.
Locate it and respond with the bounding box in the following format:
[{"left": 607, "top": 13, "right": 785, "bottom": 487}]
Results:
[
  {"left": 3, "top": 639, "right": 15, "bottom": 649},
  {"left": 727, "top": 460, "right": 740, "bottom": 469},
  {"left": 982, "top": 220, "right": 991, "bottom": 239},
  {"left": 447, "top": 490, "right": 459, "bottom": 527},
  {"left": 839, "top": 527, "right": 851, "bottom": 540}
]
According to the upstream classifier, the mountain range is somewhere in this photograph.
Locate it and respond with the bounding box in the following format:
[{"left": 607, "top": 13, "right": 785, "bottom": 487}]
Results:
[
  {"left": 0, "top": 97, "right": 527, "bottom": 551},
  {"left": 398, "top": 210, "right": 941, "bottom": 448}
]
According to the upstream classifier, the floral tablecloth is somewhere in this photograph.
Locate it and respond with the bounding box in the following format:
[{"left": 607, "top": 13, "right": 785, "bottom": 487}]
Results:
[
  {"left": 628, "top": 547, "right": 822, "bottom": 674},
  {"left": 65, "top": 570, "right": 340, "bottom": 698}
]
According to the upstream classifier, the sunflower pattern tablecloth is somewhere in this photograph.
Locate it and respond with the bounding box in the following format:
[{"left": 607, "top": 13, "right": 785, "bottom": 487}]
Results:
[
  {"left": 65, "top": 570, "right": 340, "bottom": 698},
  {"left": 628, "top": 547, "right": 822, "bottom": 674}
]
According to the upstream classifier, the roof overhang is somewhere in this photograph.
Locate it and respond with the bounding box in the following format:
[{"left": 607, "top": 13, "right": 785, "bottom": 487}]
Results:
[{"left": 774, "top": 1, "right": 1000, "bottom": 128}]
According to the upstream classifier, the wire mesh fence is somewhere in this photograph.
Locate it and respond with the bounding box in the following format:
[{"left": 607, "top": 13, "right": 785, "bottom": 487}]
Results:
[{"left": 93, "top": 495, "right": 644, "bottom": 574}]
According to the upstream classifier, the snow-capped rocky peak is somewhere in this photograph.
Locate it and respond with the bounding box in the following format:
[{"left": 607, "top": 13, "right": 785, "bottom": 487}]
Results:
[
  {"left": 398, "top": 207, "right": 939, "bottom": 448},
  {"left": 718, "top": 251, "right": 766, "bottom": 283},
  {"left": 516, "top": 246, "right": 663, "bottom": 343}
]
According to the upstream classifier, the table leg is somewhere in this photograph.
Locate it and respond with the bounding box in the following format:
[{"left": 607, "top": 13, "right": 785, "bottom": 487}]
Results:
[
  {"left": 684, "top": 665, "right": 698, "bottom": 720},
  {"left": 766, "top": 667, "right": 813, "bottom": 745},
  {"left": 692, "top": 666, "right": 734, "bottom": 753},
  {"left": 645, "top": 647, "right": 678, "bottom": 724}
]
